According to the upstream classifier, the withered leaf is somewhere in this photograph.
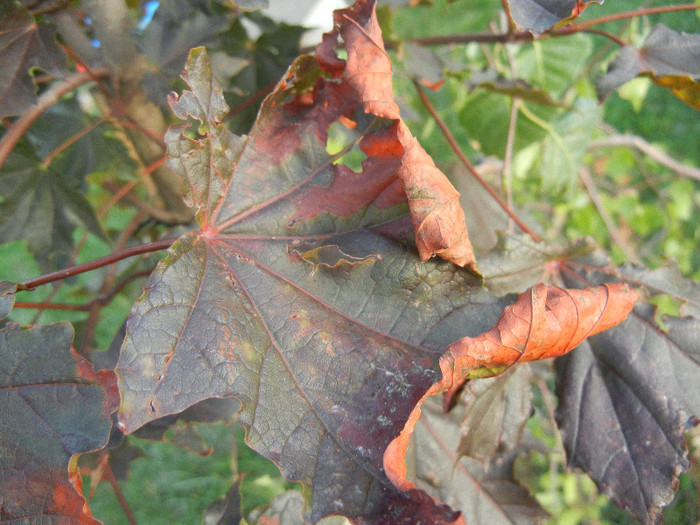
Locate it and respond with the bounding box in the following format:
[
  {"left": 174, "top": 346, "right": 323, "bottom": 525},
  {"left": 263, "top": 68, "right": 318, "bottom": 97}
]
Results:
[{"left": 384, "top": 282, "right": 637, "bottom": 492}]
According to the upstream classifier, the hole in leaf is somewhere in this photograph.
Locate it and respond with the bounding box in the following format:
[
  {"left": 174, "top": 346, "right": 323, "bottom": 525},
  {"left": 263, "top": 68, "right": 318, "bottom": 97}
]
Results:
[{"left": 326, "top": 117, "right": 367, "bottom": 173}]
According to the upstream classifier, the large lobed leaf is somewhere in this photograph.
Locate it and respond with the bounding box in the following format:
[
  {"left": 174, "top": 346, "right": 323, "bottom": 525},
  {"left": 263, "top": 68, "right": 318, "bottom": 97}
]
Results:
[
  {"left": 116, "top": 0, "right": 637, "bottom": 522},
  {"left": 0, "top": 321, "right": 118, "bottom": 523}
]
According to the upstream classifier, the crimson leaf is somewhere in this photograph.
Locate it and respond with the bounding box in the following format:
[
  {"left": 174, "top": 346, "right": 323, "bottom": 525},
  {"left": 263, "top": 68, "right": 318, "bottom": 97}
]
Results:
[
  {"left": 0, "top": 322, "right": 117, "bottom": 523},
  {"left": 596, "top": 24, "right": 700, "bottom": 109},
  {"left": 0, "top": 2, "right": 66, "bottom": 118},
  {"left": 116, "top": 2, "right": 636, "bottom": 522},
  {"left": 556, "top": 268, "right": 700, "bottom": 524},
  {"left": 116, "top": 40, "right": 471, "bottom": 523}
]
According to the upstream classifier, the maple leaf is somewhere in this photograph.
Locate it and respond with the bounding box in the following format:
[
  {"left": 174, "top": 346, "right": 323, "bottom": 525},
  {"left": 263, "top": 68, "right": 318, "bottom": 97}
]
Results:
[
  {"left": 116, "top": 1, "right": 637, "bottom": 522},
  {"left": 555, "top": 266, "right": 700, "bottom": 524},
  {"left": 0, "top": 321, "right": 118, "bottom": 523},
  {"left": 596, "top": 24, "right": 700, "bottom": 110},
  {"left": 0, "top": 2, "right": 66, "bottom": 118}
]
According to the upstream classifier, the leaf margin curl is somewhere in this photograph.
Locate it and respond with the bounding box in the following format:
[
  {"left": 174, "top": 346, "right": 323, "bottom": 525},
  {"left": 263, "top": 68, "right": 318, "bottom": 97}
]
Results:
[{"left": 383, "top": 281, "right": 638, "bottom": 492}]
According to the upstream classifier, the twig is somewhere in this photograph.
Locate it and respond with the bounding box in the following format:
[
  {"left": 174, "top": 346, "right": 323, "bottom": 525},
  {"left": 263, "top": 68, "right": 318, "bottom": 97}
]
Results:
[
  {"left": 502, "top": 41, "right": 520, "bottom": 232},
  {"left": 412, "top": 80, "right": 541, "bottom": 242},
  {"left": 102, "top": 181, "right": 183, "bottom": 224},
  {"left": 579, "top": 166, "right": 641, "bottom": 264},
  {"left": 588, "top": 135, "right": 700, "bottom": 182},
  {"left": 572, "top": 4, "right": 700, "bottom": 31},
  {"left": 15, "top": 270, "right": 152, "bottom": 313},
  {"left": 15, "top": 301, "right": 90, "bottom": 311},
  {"left": 101, "top": 458, "right": 138, "bottom": 525},
  {"left": 79, "top": 210, "right": 151, "bottom": 353},
  {"left": 17, "top": 238, "right": 176, "bottom": 291},
  {"left": 0, "top": 67, "right": 110, "bottom": 170},
  {"left": 410, "top": 32, "right": 533, "bottom": 47}
]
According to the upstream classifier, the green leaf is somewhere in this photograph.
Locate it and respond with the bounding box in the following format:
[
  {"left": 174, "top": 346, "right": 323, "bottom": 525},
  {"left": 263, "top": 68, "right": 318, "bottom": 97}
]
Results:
[
  {"left": 458, "top": 92, "right": 556, "bottom": 157},
  {"left": 0, "top": 322, "right": 116, "bottom": 523},
  {"left": 538, "top": 97, "right": 601, "bottom": 193},
  {"left": 0, "top": 1, "right": 66, "bottom": 117},
  {"left": 517, "top": 33, "right": 593, "bottom": 99}
]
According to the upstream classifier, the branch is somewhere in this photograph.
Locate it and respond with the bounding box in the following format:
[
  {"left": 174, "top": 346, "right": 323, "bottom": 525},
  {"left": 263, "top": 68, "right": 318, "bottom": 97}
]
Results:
[
  {"left": 412, "top": 80, "right": 541, "bottom": 242},
  {"left": 579, "top": 166, "right": 641, "bottom": 264},
  {"left": 572, "top": 4, "right": 700, "bottom": 31},
  {"left": 17, "top": 238, "right": 176, "bottom": 291},
  {"left": 0, "top": 68, "right": 110, "bottom": 170},
  {"left": 588, "top": 135, "right": 700, "bottom": 182}
]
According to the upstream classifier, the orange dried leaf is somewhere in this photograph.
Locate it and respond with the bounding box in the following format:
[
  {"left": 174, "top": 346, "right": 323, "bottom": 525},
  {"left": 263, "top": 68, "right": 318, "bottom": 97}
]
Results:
[
  {"left": 384, "top": 282, "right": 639, "bottom": 491},
  {"left": 318, "top": 0, "right": 476, "bottom": 269}
]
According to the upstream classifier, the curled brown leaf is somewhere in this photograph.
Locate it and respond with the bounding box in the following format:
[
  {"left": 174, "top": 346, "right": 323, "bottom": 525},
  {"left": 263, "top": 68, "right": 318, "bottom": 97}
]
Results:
[
  {"left": 317, "top": 0, "right": 476, "bottom": 269},
  {"left": 384, "top": 282, "right": 639, "bottom": 491}
]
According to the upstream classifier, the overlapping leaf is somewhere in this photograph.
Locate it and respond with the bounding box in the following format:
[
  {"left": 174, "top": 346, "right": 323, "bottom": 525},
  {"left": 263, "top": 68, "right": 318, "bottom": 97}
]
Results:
[
  {"left": 116, "top": 1, "right": 638, "bottom": 522},
  {"left": 456, "top": 364, "right": 533, "bottom": 462},
  {"left": 0, "top": 2, "right": 66, "bottom": 117},
  {"left": 408, "top": 396, "right": 548, "bottom": 525},
  {"left": 597, "top": 24, "right": 700, "bottom": 110},
  {"left": 507, "top": 0, "right": 601, "bottom": 35},
  {"left": 0, "top": 321, "right": 117, "bottom": 523},
  {"left": 555, "top": 265, "right": 700, "bottom": 524},
  {"left": 0, "top": 141, "right": 104, "bottom": 271}
]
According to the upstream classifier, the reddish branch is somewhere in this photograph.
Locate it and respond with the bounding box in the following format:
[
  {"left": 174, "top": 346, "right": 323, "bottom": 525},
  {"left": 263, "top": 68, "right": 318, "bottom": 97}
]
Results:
[
  {"left": 0, "top": 67, "right": 110, "bottom": 170},
  {"left": 17, "top": 238, "right": 176, "bottom": 291},
  {"left": 412, "top": 81, "right": 541, "bottom": 242},
  {"left": 572, "top": 4, "right": 700, "bottom": 31}
]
